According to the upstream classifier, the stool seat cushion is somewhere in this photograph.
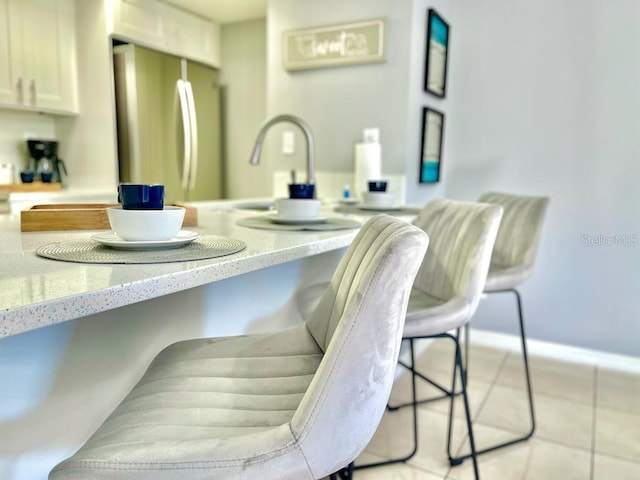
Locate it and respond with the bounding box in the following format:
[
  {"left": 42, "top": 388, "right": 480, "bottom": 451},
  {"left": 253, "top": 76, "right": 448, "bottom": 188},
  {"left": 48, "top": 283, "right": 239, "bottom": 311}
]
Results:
[
  {"left": 484, "top": 264, "right": 534, "bottom": 292},
  {"left": 50, "top": 325, "right": 322, "bottom": 479},
  {"left": 403, "top": 288, "right": 471, "bottom": 338},
  {"left": 478, "top": 192, "right": 550, "bottom": 293}
]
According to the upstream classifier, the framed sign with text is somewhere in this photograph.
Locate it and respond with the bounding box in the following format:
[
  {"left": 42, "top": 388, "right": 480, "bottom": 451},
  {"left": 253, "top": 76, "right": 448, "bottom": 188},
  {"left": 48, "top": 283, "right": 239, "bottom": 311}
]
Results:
[
  {"left": 424, "top": 9, "right": 450, "bottom": 97},
  {"left": 282, "top": 18, "right": 386, "bottom": 71}
]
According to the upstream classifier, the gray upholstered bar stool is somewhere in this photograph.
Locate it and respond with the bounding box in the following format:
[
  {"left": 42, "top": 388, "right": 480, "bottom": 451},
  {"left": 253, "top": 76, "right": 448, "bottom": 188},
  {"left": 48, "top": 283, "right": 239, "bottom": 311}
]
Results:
[
  {"left": 358, "top": 199, "right": 503, "bottom": 480},
  {"left": 48, "top": 215, "right": 428, "bottom": 480},
  {"left": 449, "top": 192, "right": 550, "bottom": 465}
]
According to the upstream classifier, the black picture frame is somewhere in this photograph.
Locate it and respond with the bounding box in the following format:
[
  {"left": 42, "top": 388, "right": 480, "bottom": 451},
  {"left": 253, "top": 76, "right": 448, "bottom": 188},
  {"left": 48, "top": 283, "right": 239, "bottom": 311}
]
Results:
[
  {"left": 419, "top": 107, "right": 444, "bottom": 183},
  {"left": 424, "top": 9, "right": 450, "bottom": 97}
]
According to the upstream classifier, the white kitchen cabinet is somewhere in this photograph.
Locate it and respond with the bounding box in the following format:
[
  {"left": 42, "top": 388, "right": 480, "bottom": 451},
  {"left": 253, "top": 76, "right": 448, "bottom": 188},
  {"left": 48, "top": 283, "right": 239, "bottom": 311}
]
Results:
[
  {"left": 109, "top": 0, "right": 221, "bottom": 67},
  {"left": 0, "top": 0, "right": 77, "bottom": 114},
  {"left": 163, "top": 7, "right": 220, "bottom": 67},
  {"left": 0, "top": 0, "right": 20, "bottom": 106},
  {"left": 110, "top": 0, "right": 165, "bottom": 49}
]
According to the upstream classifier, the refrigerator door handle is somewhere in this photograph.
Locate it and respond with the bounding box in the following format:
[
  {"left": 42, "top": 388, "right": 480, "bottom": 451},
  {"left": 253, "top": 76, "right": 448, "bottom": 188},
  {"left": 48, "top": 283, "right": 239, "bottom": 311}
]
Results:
[
  {"left": 184, "top": 80, "right": 198, "bottom": 192},
  {"left": 176, "top": 79, "right": 192, "bottom": 191}
]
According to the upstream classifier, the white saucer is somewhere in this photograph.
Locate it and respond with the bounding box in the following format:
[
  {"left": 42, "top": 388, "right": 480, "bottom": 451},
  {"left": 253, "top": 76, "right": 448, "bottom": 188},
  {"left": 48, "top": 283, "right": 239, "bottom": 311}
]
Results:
[
  {"left": 269, "top": 215, "right": 328, "bottom": 225},
  {"left": 359, "top": 205, "right": 402, "bottom": 212},
  {"left": 91, "top": 230, "right": 200, "bottom": 250}
]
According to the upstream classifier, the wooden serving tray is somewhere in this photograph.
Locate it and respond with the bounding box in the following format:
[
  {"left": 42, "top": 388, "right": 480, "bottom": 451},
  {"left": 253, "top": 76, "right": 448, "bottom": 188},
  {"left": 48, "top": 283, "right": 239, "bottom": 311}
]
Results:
[
  {"left": 20, "top": 203, "right": 198, "bottom": 232},
  {"left": 0, "top": 182, "right": 62, "bottom": 192}
]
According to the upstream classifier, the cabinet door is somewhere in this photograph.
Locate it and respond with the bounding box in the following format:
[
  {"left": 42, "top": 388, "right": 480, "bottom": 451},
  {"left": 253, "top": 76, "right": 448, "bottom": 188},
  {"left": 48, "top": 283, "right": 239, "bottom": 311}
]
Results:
[
  {"left": 112, "top": 0, "right": 164, "bottom": 47},
  {"left": 18, "top": 0, "right": 77, "bottom": 112},
  {"left": 164, "top": 8, "right": 220, "bottom": 67},
  {"left": 0, "top": 0, "right": 21, "bottom": 106}
]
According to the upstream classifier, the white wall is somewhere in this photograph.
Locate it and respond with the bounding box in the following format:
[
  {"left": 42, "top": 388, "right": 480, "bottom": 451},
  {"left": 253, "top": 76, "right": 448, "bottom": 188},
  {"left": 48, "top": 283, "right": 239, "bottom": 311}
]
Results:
[
  {"left": 0, "top": 111, "right": 56, "bottom": 179},
  {"left": 404, "top": 0, "right": 453, "bottom": 202},
  {"left": 263, "top": 0, "right": 455, "bottom": 202},
  {"left": 266, "top": 0, "right": 410, "bottom": 200},
  {"left": 264, "top": 0, "right": 640, "bottom": 357},
  {"left": 447, "top": 0, "right": 640, "bottom": 356},
  {"left": 57, "top": 0, "right": 119, "bottom": 190}
]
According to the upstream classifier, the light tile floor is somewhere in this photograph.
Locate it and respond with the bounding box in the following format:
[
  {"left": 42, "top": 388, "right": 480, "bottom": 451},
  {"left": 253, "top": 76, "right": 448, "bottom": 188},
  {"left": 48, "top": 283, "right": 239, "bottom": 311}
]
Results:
[{"left": 344, "top": 341, "right": 640, "bottom": 480}]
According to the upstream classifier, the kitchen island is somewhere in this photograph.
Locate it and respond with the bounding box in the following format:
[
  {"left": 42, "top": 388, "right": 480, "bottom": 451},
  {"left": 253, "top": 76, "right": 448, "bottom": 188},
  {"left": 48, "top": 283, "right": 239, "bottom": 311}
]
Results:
[
  {"left": 0, "top": 204, "right": 365, "bottom": 480},
  {"left": 0, "top": 206, "right": 359, "bottom": 338}
]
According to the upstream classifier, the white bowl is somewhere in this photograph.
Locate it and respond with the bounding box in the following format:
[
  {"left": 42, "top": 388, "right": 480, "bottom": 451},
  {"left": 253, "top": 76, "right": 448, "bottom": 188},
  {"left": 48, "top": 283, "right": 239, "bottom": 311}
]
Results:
[
  {"left": 275, "top": 198, "right": 322, "bottom": 220},
  {"left": 107, "top": 206, "right": 185, "bottom": 241},
  {"left": 361, "top": 191, "right": 396, "bottom": 208}
]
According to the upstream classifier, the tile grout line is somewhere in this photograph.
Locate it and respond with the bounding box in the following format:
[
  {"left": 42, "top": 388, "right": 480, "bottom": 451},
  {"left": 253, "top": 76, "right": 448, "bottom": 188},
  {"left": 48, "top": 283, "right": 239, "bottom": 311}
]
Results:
[
  {"left": 470, "top": 418, "right": 593, "bottom": 454},
  {"left": 521, "top": 435, "right": 536, "bottom": 480},
  {"left": 470, "top": 349, "right": 511, "bottom": 422},
  {"left": 590, "top": 367, "right": 598, "bottom": 480},
  {"left": 378, "top": 345, "right": 640, "bottom": 479}
]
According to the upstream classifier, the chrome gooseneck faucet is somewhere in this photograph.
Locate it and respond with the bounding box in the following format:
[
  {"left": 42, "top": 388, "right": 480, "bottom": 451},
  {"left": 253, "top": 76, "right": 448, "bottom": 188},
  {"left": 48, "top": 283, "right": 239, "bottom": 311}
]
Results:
[{"left": 249, "top": 114, "right": 316, "bottom": 185}]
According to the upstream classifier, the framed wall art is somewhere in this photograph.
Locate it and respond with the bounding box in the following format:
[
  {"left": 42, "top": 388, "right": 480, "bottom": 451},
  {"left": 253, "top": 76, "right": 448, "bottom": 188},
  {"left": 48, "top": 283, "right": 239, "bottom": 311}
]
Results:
[
  {"left": 282, "top": 18, "right": 386, "bottom": 71},
  {"left": 424, "top": 9, "right": 449, "bottom": 97},
  {"left": 419, "top": 107, "right": 444, "bottom": 183}
]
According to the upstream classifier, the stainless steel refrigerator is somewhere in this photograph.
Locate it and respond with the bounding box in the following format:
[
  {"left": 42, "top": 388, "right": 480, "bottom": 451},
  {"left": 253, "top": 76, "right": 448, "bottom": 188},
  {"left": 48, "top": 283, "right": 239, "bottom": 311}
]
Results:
[{"left": 113, "top": 44, "right": 222, "bottom": 202}]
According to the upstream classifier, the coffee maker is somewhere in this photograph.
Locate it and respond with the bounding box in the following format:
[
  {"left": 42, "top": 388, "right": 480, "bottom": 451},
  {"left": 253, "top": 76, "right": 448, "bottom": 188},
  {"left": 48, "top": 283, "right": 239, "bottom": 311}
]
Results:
[{"left": 26, "top": 139, "right": 68, "bottom": 184}]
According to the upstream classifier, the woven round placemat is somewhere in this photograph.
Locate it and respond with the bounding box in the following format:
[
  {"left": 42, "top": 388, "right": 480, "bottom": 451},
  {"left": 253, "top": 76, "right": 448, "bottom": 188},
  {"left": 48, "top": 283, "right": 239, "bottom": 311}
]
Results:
[
  {"left": 36, "top": 235, "right": 247, "bottom": 264},
  {"left": 237, "top": 216, "right": 361, "bottom": 231},
  {"left": 333, "top": 205, "right": 421, "bottom": 216}
]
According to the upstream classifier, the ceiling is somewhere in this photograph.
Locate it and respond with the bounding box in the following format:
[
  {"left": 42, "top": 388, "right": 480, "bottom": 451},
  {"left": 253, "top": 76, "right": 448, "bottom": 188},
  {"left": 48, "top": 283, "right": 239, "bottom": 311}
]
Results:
[{"left": 163, "top": 0, "right": 267, "bottom": 24}]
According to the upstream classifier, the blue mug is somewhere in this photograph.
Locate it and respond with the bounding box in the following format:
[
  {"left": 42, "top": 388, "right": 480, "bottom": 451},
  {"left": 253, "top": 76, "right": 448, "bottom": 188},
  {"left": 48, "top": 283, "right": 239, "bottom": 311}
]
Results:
[
  {"left": 288, "top": 183, "right": 315, "bottom": 199},
  {"left": 20, "top": 171, "right": 35, "bottom": 183},
  {"left": 118, "top": 183, "right": 164, "bottom": 210},
  {"left": 368, "top": 180, "right": 388, "bottom": 192}
]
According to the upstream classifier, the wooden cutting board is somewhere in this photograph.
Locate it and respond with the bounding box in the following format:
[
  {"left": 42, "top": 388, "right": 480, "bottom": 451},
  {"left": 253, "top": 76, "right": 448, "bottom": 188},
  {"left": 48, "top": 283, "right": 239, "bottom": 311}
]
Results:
[
  {"left": 20, "top": 203, "right": 198, "bottom": 232},
  {"left": 0, "top": 182, "right": 62, "bottom": 192}
]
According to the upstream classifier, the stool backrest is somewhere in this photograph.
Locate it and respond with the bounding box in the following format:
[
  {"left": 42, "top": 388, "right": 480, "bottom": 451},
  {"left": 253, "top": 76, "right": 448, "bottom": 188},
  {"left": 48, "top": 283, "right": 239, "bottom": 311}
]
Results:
[
  {"left": 412, "top": 199, "right": 503, "bottom": 313},
  {"left": 479, "top": 192, "right": 550, "bottom": 271},
  {"left": 298, "top": 215, "right": 429, "bottom": 477}
]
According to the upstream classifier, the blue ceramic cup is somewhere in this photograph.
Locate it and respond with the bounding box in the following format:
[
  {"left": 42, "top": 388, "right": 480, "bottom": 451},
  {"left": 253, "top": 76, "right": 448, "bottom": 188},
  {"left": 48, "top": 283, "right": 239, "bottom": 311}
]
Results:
[
  {"left": 41, "top": 172, "right": 54, "bottom": 183},
  {"left": 368, "top": 180, "right": 388, "bottom": 192},
  {"left": 118, "top": 183, "right": 164, "bottom": 210},
  {"left": 288, "top": 183, "right": 315, "bottom": 199},
  {"left": 20, "top": 171, "right": 35, "bottom": 183}
]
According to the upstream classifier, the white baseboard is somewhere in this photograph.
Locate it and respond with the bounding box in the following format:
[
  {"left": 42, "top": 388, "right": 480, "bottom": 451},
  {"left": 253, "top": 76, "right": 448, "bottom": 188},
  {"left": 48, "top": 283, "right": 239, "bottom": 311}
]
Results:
[{"left": 468, "top": 328, "right": 640, "bottom": 374}]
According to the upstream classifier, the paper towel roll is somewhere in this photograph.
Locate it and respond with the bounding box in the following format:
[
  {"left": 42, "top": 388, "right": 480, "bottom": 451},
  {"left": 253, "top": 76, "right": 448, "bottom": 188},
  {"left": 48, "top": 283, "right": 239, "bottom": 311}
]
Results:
[{"left": 354, "top": 143, "right": 381, "bottom": 198}]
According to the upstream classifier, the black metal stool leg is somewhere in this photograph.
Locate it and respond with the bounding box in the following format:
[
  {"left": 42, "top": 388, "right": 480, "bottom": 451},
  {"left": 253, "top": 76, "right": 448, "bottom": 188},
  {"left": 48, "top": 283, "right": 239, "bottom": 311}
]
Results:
[
  {"left": 446, "top": 329, "right": 461, "bottom": 462},
  {"left": 464, "top": 322, "right": 470, "bottom": 372},
  {"left": 457, "top": 333, "right": 480, "bottom": 478},
  {"left": 449, "top": 288, "right": 536, "bottom": 464},
  {"left": 512, "top": 288, "right": 536, "bottom": 438},
  {"left": 441, "top": 331, "right": 480, "bottom": 479},
  {"left": 389, "top": 338, "right": 461, "bottom": 412},
  {"left": 330, "top": 461, "right": 354, "bottom": 479}
]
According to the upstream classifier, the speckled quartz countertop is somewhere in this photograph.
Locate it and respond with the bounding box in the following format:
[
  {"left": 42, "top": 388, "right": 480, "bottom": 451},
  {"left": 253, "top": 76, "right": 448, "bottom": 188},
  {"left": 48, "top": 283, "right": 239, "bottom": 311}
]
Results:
[{"left": 0, "top": 205, "right": 363, "bottom": 338}]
